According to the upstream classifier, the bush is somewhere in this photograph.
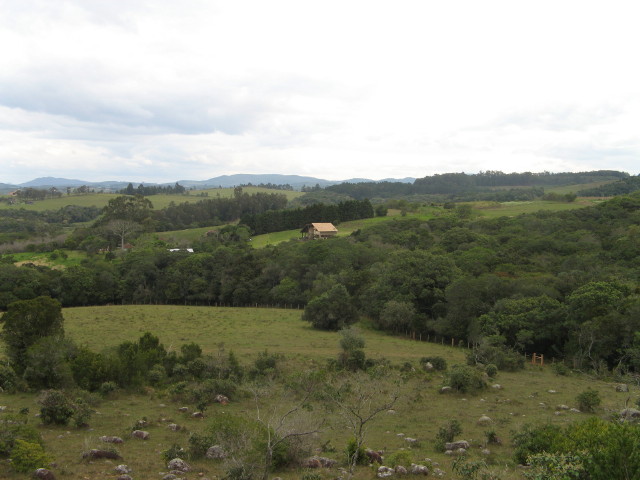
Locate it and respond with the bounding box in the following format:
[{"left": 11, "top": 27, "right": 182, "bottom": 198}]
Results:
[
  {"left": 38, "top": 390, "right": 75, "bottom": 425},
  {"left": 9, "top": 439, "right": 52, "bottom": 473},
  {"left": 72, "top": 398, "right": 92, "bottom": 428},
  {"left": 0, "top": 415, "right": 42, "bottom": 456},
  {"left": 435, "top": 419, "right": 462, "bottom": 452},
  {"left": 512, "top": 424, "right": 563, "bottom": 465},
  {"left": 552, "top": 362, "right": 570, "bottom": 376},
  {"left": 0, "top": 364, "right": 20, "bottom": 393},
  {"left": 576, "top": 388, "right": 601, "bottom": 413},
  {"left": 345, "top": 438, "right": 368, "bottom": 466},
  {"left": 387, "top": 450, "right": 413, "bottom": 468},
  {"left": 420, "top": 356, "right": 447, "bottom": 371},
  {"left": 99, "top": 381, "right": 118, "bottom": 396},
  {"left": 467, "top": 341, "right": 524, "bottom": 372},
  {"left": 446, "top": 365, "right": 487, "bottom": 393},
  {"left": 162, "top": 443, "right": 186, "bottom": 462},
  {"left": 485, "top": 364, "right": 498, "bottom": 378}
]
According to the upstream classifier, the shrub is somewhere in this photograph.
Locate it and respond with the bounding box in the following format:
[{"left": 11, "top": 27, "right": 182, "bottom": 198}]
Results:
[
  {"left": 524, "top": 452, "right": 586, "bottom": 480},
  {"left": 576, "top": 388, "right": 601, "bottom": 413},
  {"left": 447, "top": 365, "right": 487, "bottom": 393},
  {"left": 485, "top": 364, "right": 498, "bottom": 378},
  {"left": 148, "top": 364, "right": 166, "bottom": 385},
  {"left": 435, "top": 419, "right": 462, "bottom": 452},
  {"left": 0, "top": 415, "right": 42, "bottom": 456},
  {"left": 467, "top": 342, "right": 524, "bottom": 372},
  {"left": 0, "top": 364, "right": 20, "bottom": 393},
  {"left": 38, "top": 390, "right": 74, "bottom": 425},
  {"left": 72, "top": 398, "right": 92, "bottom": 428},
  {"left": 9, "top": 439, "right": 52, "bottom": 473},
  {"left": 512, "top": 424, "right": 563, "bottom": 465},
  {"left": 420, "top": 356, "right": 447, "bottom": 371},
  {"left": 345, "top": 438, "right": 368, "bottom": 466},
  {"left": 552, "top": 362, "right": 570, "bottom": 376},
  {"left": 99, "top": 381, "right": 118, "bottom": 396},
  {"left": 387, "top": 450, "right": 413, "bottom": 467},
  {"left": 162, "top": 443, "right": 186, "bottom": 462}
]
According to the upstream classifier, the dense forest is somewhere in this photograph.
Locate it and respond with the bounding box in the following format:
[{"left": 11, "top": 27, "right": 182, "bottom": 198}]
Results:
[{"left": 1, "top": 190, "right": 639, "bottom": 374}]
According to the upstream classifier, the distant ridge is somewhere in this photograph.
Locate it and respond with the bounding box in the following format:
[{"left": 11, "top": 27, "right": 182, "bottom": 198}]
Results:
[{"left": 4, "top": 174, "right": 416, "bottom": 192}]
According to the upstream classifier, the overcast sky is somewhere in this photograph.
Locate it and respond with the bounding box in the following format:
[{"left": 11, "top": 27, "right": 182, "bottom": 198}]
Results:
[{"left": 1, "top": 0, "right": 639, "bottom": 184}]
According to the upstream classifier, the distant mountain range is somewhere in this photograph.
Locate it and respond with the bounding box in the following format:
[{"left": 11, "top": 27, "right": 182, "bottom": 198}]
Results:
[{"left": 0, "top": 174, "right": 417, "bottom": 193}]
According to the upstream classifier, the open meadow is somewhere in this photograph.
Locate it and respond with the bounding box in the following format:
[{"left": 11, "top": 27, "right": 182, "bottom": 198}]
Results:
[{"left": 0, "top": 305, "right": 635, "bottom": 480}]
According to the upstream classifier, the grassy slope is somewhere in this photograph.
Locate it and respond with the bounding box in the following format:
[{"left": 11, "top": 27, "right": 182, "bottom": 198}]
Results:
[
  {"left": 0, "top": 305, "right": 634, "bottom": 479},
  {"left": 2, "top": 187, "right": 303, "bottom": 212}
]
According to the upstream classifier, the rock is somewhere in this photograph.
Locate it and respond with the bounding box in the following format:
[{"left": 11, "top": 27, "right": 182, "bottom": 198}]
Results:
[
  {"left": 366, "top": 449, "right": 383, "bottom": 464},
  {"left": 616, "top": 384, "right": 629, "bottom": 392},
  {"left": 34, "top": 468, "right": 55, "bottom": 480},
  {"left": 303, "top": 456, "right": 336, "bottom": 468},
  {"left": 445, "top": 440, "right": 470, "bottom": 450},
  {"left": 162, "top": 475, "right": 178, "bottom": 480},
  {"left": 82, "top": 449, "right": 121, "bottom": 460},
  {"left": 132, "top": 430, "right": 150, "bottom": 440},
  {"left": 491, "top": 384, "right": 502, "bottom": 390},
  {"left": 115, "top": 464, "right": 131, "bottom": 474},
  {"left": 214, "top": 394, "right": 229, "bottom": 404},
  {"left": 547, "top": 390, "right": 557, "bottom": 394},
  {"left": 404, "top": 437, "right": 418, "bottom": 445},
  {"left": 178, "top": 407, "right": 189, "bottom": 412},
  {"left": 410, "top": 464, "right": 429, "bottom": 475},
  {"left": 99, "top": 435, "right": 124, "bottom": 444},
  {"left": 423, "top": 362, "right": 434, "bottom": 371},
  {"left": 444, "top": 450, "right": 453, "bottom": 456},
  {"left": 432, "top": 468, "right": 446, "bottom": 477},
  {"left": 117, "top": 476, "right": 133, "bottom": 480},
  {"left": 387, "top": 409, "right": 396, "bottom": 414},
  {"left": 168, "top": 423, "right": 181, "bottom": 431},
  {"left": 167, "top": 458, "right": 191, "bottom": 473},
  {"left": 377, "top": 466, "right": 395, "bottom": 477},
  {"left": 570, "top": 408, "right": 581, "bottom": 413},
  {"left": 621, "top": 408, "right": 640, "bottom": 420},
  {"left": 477, "top": 415, "right": 492, "bottom": 425},
  {"left": 440, "top": 386, "right": 452, "bottom": 394},
  {"left": 556, "top": 405, "right": 570, "bottom": 410},
  {"left": 481, "top": 448, "right": 491, "bottom": 455},
  {"left": 206, "top": 445, "right": 227, "bottom": 459},
  {"left": 554, "top": 411, "right": 564, "bottom": 416},
  {"left": 192, "top": 411, "right": 204, "bottom": 418},
  {"left": 135, "top": 419, "right": 148, "bottom": 428},
  {"left": 395, "top": 465, "right": 407, "bottom": 475}
]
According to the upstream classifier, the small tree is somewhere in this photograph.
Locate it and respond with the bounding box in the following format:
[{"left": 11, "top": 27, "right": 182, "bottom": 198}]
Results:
[
  {"left": 0, "top": 296, "right": 65, "bottom": 373},
  {"left": 338, "top": 327, "right": 366, "bottom": 371},
  {"left": 303, "top": 285, "right": 358, "bottom": 331}
]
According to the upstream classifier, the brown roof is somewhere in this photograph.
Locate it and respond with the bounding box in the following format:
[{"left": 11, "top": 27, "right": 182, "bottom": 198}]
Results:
[{"left": 310, "top": 223, "right": 337, "bottom": 232}]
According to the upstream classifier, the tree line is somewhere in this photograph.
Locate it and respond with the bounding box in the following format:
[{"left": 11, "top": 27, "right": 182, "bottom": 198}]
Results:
[{"left": 2, "top": 192, "right": 639, "bottom": 372}]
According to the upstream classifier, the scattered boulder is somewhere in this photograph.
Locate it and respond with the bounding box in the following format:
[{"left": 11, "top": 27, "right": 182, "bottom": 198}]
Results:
[
  {"left": 82, "top": 449, "right": 121, "bottom": 460},
  {"left": 302, "top": 456, "right": 336, "bottom": 468},
  {"left": 440, "top": 386, "right": 452, "bottom": 394},
  {"left": 477, "top": 415, "right": 492, "bottom": 425},
  {"left": 621, "top": 408, "right": 640, "bottom": 421},
  {"left": 167, "top": 458, "right": 191, "bottom": 473},
  {"left": 135, "top": 419, "right": 148, "bottom": 428},
  {"left": 491, "top": 384, "right": 502, "bottom": 390},
  {"left": 115, "top": 465, "right": 131, "bottom": 474},
  {"left": 132, "top": 430, "right": 150, "bottom": 440},
  {"left": 366, "top": 449, "right": 383, "bottom": 464},
  {"left": 117, "top": 476, "right": 132, "bottom": 480},
  {"left": 377, "top": 466, "right": 394, "bottom": 477},
  {"left": 162, "top": 474, "right": 178, "bottom": 480},
  {"left": 556, "top": 405, "right": 570, "bottom": 411},
  {"left": 395, "top": 465, "right": 408, "bottom": 475},
  {"left": 547, "top": 390, "right": 557, "bottom": 394},
  {"left": 570, "top": 408, "right": 581, "bottom": 413},
  {"left": 99, "top": 435, "right": 124, "bottom": 444},
  {"left": 178, "top": 407, "right": 189, "bottom": 412},
  {"left": 481, "top": 448, "right": 491, "bottom": 455},
  {"left": 410, "top": 464, "right": 429, "bottom": 475},
  {"left": 206, "top": 445, "right": 227, "bottom": 459},
  {"left": 616, "top": 384, "right": 630, "bottom": 392},
  {"left": 445, "top": 440, "right": 470, "bottom": 450},
  {"left": 404, "top": 437, "right": 418, "bottom": 445},
  {"left": 214, "top": 394, "right": 229, "bottom": 404},
  {"left": 432, "top": 467, "right": 446, "bottom": 477},
  {"left": 192, "top": 411, "right": 204, "bottom": 418},
  {"left": 167, "top": 423, "right": 181, "bottom": 431},
  {"left": 423, "top": 362, "right": 434, "bottom": 371},
  {"left": 34, "top": 468, "right": 55, "bottom": 480}
]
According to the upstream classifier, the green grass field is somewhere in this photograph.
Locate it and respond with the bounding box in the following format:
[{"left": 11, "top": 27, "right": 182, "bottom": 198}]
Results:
[
  {"left": 2, "top": 187, "right": 304, "bottom": 212},
  {"left": 0, "top": 304, "right": 635, "bottom": 479},
  {"left": 472, "top": 198, "right": 601, "bottom": 218}
]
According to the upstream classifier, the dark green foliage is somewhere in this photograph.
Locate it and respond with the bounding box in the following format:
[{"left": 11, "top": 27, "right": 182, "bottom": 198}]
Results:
[
  {"left": 467, "top": 339, "right": 525, "bottom": 372},
  {"left": 0, "top": 363, "right": 20, "bottom": 392},
  {"left": 435, "top": 419, "right": 463, "bottom": 452},
  {"left": 38, "top": 390, "right": 75, "bottom": 426},
  {"left": 485, "top": 364, "right": 498, "bottom": 378},
  {"left": 0, "top": 296, "right": 65, "bottom": 373},
  {"left": 575, "top": 388, "right": 601, "bottom": 413},
  {"left": 345, "top": 438, "right": 368, "bottom": 466},
  {"left": 162, "top": 443, "right": 186, "bottom": 462},
  {"left": 512, "top": 423, "right": 565, "bottom": 465},
  {"left": 446, "top": 365, "right": 487, "bottom": 393},
  {"left": 23, "top": 336, "right": 76, "bottom": 389},
  {"left": 420, "top": 356, "right": 447, "bottom": 371},
  {"left": 303, "top": 284, "right": 358, "bottom": 331}
]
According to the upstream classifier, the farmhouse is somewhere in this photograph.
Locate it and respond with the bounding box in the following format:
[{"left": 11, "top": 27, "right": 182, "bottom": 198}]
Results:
[{"left": 301, "top": 223, "right": 338, "bottom": 240}]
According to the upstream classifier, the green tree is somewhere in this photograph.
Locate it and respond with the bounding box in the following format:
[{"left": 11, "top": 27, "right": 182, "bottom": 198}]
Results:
[
  {"left": 303, "top": 284, "right": 358, "bottom": 330},
  {"left": 0, "top": 296, "right": 65, "bottom": 373}
]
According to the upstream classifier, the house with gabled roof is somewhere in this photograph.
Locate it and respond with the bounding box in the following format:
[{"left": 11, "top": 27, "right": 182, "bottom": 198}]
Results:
[{"left": 301, "top": 223, "right": 338, "bottom": 240}]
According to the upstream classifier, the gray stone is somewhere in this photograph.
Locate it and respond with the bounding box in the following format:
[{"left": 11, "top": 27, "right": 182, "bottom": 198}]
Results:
[
  {"left": 132, "top": 430, "right": 150, "bottom": 440},
  {"left": 167, "top": 458, "right": 191, "bottom": 472},
  {"left": 34, "top": 469, "right": 55, "bottom": 480},
  {"left": 477, "top": 415, "right": 492, "bottom": 425},
  {"left": 115, "top": 464, "right": 131, "bottom": 474},
  {"left": 616, "top": 384, "right": 629, "bottom": 392},
  {"left": 394, "top": 465, "right": 407, "bottom": 475},
  {"left": 410, "top": 464, "right": 429, "bottom": 475},
  {"left": 440, "top": 386, "right": 452, "bottom": 394},
  {"left": 100, "top": 435, "right": 124, "bottom": 444},
  {"left": 206, "top": 445, "right": 227, "bottom": 459},
  {"left": 377, "top": 466, "right": 394, "bottom": 477},
  {"left": 167, "top": 423, "right": 181, "bottom": 431},
  {"left": 445, "top": 440, "right": 469, "bottom": 450}
]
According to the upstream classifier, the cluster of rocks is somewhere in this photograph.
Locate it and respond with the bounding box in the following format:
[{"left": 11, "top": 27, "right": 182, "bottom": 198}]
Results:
[
  {"left": 444, "top": 440, "right": 470, "bottom": 456},
  {"left": 377, "top": 463, "right": 444, "bottom": 477},
  {"left": 302, "top": 456, "right": 338, "bottom": 468}
]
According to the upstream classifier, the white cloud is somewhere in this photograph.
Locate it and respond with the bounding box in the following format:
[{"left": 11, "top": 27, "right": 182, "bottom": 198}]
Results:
[{"left": 1, "top": 0, "right": 639, "bottom": 184}]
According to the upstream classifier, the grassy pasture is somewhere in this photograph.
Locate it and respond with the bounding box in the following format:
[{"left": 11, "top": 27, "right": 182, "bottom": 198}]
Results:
[
  {"left": 3, "top": 187, "right": 303, "bottom": 212},
  {"left": 0, "top": 304, "right": 635, "bottom": 479},
  {"left": 472, "top": 198, "right": 601, "bottom": 218}
]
